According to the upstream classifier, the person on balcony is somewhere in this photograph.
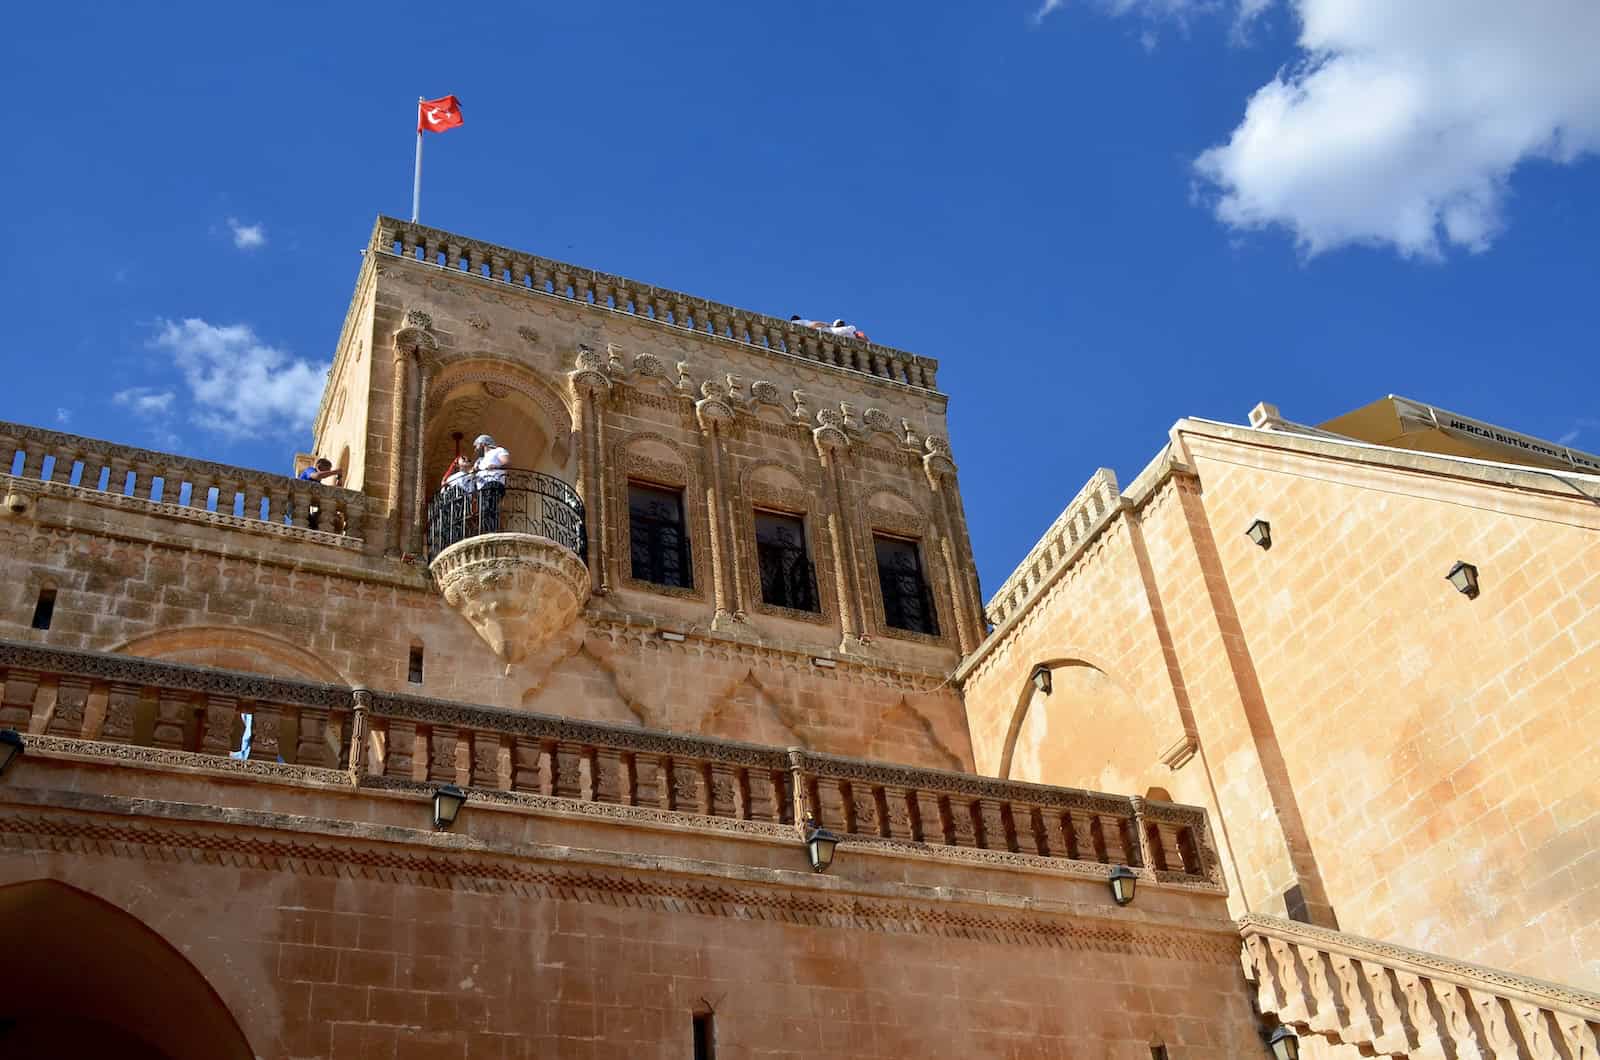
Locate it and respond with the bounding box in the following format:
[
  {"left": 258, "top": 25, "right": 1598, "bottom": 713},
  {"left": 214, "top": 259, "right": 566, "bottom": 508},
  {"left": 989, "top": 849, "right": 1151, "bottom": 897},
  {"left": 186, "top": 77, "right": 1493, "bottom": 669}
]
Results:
[
  {"left": 297, "top": 457, "right": 342, "bottom": 530},
  {"left": 472, "top": 434, "right": 510, "bottom": 533},
  {"left": 438, "top": 454, "right": 474, "bottom": 538}
]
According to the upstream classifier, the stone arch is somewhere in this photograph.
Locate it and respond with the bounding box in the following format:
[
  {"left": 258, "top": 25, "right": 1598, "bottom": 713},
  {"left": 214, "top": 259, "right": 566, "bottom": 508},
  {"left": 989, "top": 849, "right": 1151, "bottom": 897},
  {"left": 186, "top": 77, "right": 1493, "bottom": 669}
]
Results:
[
  {"left": 424, "top": 356, "right": 577, "bottom": 483},
  {"left": 0, "top": 879, "right": 255, "bottom": 1059},
  {"left": 865, "top": 696, "right": 963, "bottom": 772},
  {"left": 998, "top": 654, "right": 1166, "bottom": 795},
  {"left": 108, "top": 625, "right": 348, "bottom": 684}
]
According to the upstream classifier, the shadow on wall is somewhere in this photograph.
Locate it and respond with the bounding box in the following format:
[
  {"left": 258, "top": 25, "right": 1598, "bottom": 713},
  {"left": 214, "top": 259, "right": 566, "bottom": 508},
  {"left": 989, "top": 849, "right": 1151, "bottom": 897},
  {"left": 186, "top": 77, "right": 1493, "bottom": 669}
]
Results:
[
  {"left": 999, "top": 659, "right": 1169, "bottom": 795},
  {"left": 110, "top": 625, "right": 350, "bottom": 684},
  {"left": 0, "top": 879, "right": 254, "bottom": 1059}
]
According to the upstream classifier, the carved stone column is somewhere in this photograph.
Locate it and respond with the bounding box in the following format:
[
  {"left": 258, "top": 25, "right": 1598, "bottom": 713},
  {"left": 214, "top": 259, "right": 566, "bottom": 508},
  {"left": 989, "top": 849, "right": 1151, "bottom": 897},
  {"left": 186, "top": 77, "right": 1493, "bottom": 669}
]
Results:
[
  {"left": 386, "top": 347, "right": 412, "bottom": 555},
  {"left": 569, "top": 348, "right": 611, "bottom": 593},
  {"left": 410, "top": 357, "right": 434, "bottom": 556},
  {"left": 696, "top": 386, "right": 741, "bottom": 627},
  {"left": 923, "top": 437, "right": 983, "bottom": 654},
  {"left": 813, "top": 412, "right": 865, "bottom": 651},
  {"left": 388, "top": 311, "right": 438, "bottom": 556}
]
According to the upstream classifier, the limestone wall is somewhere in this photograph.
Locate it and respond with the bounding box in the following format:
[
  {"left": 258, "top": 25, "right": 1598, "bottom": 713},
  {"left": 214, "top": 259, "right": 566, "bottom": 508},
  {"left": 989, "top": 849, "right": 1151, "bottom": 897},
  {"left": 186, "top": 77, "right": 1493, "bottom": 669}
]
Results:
[{"left": 962, "top": 419, "right": 1600, "bottom": 990}]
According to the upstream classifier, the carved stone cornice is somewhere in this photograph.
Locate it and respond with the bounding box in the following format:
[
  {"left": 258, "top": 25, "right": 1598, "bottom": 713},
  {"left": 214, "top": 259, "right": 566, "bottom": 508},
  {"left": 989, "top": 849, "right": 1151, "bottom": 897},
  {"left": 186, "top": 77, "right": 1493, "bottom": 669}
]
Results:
[{"left": 0, "top": 803, "right": 1236, "bottom": 960}]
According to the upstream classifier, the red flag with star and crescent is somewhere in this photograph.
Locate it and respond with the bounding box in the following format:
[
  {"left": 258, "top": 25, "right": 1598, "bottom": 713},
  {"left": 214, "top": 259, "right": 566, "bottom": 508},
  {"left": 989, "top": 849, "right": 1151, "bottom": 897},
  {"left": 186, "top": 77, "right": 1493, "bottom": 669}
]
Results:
[{"left": 418, "top": 95, "right": 464, "bottom": 134}]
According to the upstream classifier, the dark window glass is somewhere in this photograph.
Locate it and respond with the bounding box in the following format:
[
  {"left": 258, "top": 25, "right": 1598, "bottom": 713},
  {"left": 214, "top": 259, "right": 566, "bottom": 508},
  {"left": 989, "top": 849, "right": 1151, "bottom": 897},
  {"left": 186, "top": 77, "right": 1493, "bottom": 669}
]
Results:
[
  {"left": 875, "top": 535, "right": 939, "bottom": 636},
  {"left": 755, "top": 511, "right": 818, "bottom": 612},
  {"left": 407, "top": 645, "right": 424, "bottom": 684},
  {"left": 629, "top": 483, "right": 692, "bottom": 589},
  {"left": 31, "top": 588, "right": 56, "bottom": 631}
]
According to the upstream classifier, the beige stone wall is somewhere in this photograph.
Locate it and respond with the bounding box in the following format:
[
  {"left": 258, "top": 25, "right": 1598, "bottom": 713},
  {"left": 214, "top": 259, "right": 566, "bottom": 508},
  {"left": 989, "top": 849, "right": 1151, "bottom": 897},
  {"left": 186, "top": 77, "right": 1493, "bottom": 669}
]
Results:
[
  {"left": 0, "top": 746, "right": 1263, "bottom": 1060},
  {"left": 964, "top": 420, "right": 1600, "bottom": 990}
]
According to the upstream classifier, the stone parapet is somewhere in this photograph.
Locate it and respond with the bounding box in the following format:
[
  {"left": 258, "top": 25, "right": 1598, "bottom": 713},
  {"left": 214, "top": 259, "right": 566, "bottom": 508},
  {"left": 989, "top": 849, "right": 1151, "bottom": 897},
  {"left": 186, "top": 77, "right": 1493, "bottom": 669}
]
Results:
[
  {"left": 0, "top": 420, "right": 371, "bottom": 548},
  {"left": 0, "top": 637, "right": 1221, "bottom": 896},
  {"left": 1240, "top": 913, "right": 1600, "bottom": 1058},
  {"left": 371, "top": 216, "right": 941, "bottom": 393}
]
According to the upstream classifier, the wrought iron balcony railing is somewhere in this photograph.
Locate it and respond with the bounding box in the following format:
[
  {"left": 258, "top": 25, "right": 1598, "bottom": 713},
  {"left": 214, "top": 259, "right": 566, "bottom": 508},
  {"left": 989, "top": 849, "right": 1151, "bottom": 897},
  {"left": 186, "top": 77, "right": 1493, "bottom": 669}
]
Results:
[{"left": 425, "top": 468, "right": 585, "bottom": 561}]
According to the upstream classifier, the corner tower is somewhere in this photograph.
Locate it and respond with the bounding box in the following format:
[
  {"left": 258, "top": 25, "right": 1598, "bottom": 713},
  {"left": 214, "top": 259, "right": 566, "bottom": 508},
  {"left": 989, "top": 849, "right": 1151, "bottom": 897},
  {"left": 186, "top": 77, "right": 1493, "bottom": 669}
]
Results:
[{"left": 309, "top": 217, "right": 985, "bottom": 768}]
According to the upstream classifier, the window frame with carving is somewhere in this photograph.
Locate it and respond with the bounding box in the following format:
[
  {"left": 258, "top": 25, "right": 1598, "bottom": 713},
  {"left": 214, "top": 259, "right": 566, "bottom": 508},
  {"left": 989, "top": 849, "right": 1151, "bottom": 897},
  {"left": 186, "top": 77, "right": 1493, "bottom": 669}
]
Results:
[
  {"left": 608, "top": 431, "right": 710, "bottom": 603},
  {"left": 626, "top": 480, "right": 695, "bottom": 592},
  {"left": 752, "top": 508, "right": 822, "bottom": 616},
  {"left": 736, "top": 462, "right": 833, "bottom": 626}
]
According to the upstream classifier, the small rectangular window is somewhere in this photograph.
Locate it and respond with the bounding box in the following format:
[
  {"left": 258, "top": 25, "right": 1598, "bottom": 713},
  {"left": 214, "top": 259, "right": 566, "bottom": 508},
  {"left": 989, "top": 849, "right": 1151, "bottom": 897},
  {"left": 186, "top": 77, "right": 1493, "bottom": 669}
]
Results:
[
  {"left": 407, "top": 645, "right": 425, "bottom": 685},
  {"left": 874, "top": 534, "right": 939, "bottom": 636},
  {"left": 693, "top": 1011, "right": 715, "bottom": 1060},
  {"left": 1150, "top": 1047, "right": 1170, "bottom": 1060},
  {"left": 629, "top": 482, "right": 692, "bottom": 589},
  {"left": 755, "top": 510, "right": 818, "bottom": 612},
  {"left": 31, "top": 588, "right": 56, "bottom": 631}
]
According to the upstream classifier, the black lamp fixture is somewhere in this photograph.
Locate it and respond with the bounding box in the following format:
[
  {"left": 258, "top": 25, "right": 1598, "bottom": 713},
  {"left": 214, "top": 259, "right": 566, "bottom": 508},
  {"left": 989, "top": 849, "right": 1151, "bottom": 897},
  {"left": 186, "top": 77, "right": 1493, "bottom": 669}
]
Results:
[
  {"left": 1030, "top": 665, "right": 1052, "bottom": 695},
  {"left": 1267, "top": 1025, "right": 1300, "bottom": 1060},
  {"left": 1245, "top": 518, "right": 1272, "bottom": 550},
  {"left": 1108, "top": 864, "right": 1137, "bottom": 906},
  {"left": 0, "top": 729, "right": 24, "bottom": 776},
  {"left": 803, "top": 816, "right": 841, "bottom": 874},
  {"left": 432, "top": 784, "right": 467, "bottom": 830},
  {"left": 1446, "top": 561, "right": 1480, "bottom": 599}
]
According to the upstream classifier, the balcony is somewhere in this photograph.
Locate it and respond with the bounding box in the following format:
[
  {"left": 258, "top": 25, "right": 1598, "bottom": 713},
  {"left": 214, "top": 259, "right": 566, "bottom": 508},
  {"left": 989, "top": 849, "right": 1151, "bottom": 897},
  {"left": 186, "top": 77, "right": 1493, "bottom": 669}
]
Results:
[{"left": 425, "top": 469, "right": 590, "bottom": 666}]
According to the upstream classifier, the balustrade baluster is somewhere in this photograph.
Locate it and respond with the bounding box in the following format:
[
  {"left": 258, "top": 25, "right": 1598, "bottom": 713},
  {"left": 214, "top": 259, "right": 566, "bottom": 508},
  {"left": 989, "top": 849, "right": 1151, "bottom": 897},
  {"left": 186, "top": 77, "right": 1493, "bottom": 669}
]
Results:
[
  {"left": 199, "top": 694, "right": 238, "bottom": 756},
  {"left": 468, "top": 249, "right": 485, "bottom": 276},
  {"left": 511, "top": 261, "right": 530, "bottom": 288},
  {"left": 0, "top": 667, "right": 40, "bottom": 730},
  {"left": 248, "top": 703, "right": 288, "bottom": 763},
  {"left": 1294, "top": 944, "right": 1345, "bottom": 1038},
  {"left": 150, "top": 689, "right": 197, "bottom": 750},
  {"left": 1265, "top": 936, "right": 1315, "bottom": 1029},
  {"left": 553, "top": 742, "right": 582, "bottom": 799},
  {"left": 578, "top": 745, "right": 599, "bottom": 800},
  {"left": 1434, "top": 984, "right": 1492, "bottom": 1060},
  {"left": 1393, "top": 971, "right": 1451, "bottom": 1060},
  {"left": 46, "top": 676, "right": 92, "bottom": 738},
  {"left": 1359, "top": 962, "right": 1413, "bottom": 1056},
  {"left": 452, "top": 727, "right": 472, "bottom": 786},
  {"left": 100, "top": 682, "right": 143, "bottom": 744},
  {"left": 446, "top": 243, "right": 464, "bottom": 270},
  {"left": 295, "top": 706, "right": 333, "bottom": 767},
  {"left": 1325, "top": 953, "right": 1380, "bottom": 1049}
]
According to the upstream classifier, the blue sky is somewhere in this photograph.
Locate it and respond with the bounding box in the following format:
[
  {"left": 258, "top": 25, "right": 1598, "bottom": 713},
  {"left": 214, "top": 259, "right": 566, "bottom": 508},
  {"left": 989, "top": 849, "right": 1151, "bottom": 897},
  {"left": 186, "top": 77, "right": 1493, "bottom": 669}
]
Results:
[{"left": 5, "top": 0, "right": 1597, "bottom": 595}]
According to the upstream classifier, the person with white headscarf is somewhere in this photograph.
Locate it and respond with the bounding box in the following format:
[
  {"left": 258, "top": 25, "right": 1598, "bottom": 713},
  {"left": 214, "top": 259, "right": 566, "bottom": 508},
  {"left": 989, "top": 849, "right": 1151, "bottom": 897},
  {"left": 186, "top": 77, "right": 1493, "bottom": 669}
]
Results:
[{"left": 472, "top": 434, "right": 511, "bottom": 532}]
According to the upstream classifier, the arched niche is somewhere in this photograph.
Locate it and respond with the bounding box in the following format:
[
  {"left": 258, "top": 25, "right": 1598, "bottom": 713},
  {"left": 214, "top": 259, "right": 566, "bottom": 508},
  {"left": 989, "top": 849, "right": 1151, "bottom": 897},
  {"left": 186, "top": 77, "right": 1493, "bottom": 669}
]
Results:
[
  {"left": 423, "top": 362, "right": 575, "bottom": 492},
  {"left": 999, "top": 657, "right": 1169, "bottom": 796},
  {"left": 108, "top": 625, "right": 348, "bottom": 684},
  {"left": 0, "top": 880, "right": 255, "bottom": 1059}
]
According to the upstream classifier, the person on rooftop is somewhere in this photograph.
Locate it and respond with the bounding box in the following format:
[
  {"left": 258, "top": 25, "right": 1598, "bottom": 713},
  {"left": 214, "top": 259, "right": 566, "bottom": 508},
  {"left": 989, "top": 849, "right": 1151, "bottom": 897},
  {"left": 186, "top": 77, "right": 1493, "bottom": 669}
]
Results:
[{"left": 297, "top": 457, "right": 342, "bottom": 530}]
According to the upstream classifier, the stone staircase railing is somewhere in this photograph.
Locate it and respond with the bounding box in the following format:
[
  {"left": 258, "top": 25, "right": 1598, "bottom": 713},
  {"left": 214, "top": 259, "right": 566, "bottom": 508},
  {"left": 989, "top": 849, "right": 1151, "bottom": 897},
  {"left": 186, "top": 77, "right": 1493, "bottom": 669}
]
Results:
[
  {"left": 0, "top": 639, "right": 1221, "bottom": 892},
  {"left": 1240, "top": 913, "right": 1600, "bottom": 1059},
  {"left": 373, "top": 216, "right": 940, "bottom": 391},
  {"left": 0, "top": 420, "right": 368, "bottom": 545}
]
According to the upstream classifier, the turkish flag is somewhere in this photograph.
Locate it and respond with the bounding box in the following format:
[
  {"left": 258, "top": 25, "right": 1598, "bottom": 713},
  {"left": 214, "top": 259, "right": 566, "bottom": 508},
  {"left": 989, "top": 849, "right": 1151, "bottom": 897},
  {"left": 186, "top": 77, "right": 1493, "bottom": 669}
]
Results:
[{"left": 418, "top": 95, "right": 464, "bottom": 134}]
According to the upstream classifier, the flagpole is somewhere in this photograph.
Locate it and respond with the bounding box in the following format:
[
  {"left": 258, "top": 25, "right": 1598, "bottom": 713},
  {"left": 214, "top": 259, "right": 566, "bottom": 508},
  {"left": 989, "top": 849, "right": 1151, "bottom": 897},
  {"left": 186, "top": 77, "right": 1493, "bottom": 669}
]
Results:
[{"left": 411, "top": 97, "right": 424, "bottom": 223}]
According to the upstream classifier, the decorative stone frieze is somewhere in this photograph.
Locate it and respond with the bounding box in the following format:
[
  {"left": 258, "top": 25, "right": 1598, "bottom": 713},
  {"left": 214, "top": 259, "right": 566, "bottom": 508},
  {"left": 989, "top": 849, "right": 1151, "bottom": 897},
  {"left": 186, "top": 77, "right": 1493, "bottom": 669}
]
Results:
[{"left": 430, "top": 532, "right": 591, "bottom": 666}]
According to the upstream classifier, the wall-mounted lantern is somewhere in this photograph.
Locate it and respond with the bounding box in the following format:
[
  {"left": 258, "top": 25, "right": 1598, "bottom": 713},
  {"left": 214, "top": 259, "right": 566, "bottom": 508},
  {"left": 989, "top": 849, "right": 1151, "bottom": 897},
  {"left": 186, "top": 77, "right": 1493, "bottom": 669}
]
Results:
[
  {"left": 1445, "top": 561, "right": 1480, "bottom": 599},
  {"left": 1245, "top": 519, "right": 1272, "bottom": 550},
  {"left": 432, "top": 784, "right": 468, "bottom": 830},
  {"left": 803, "top": 816, "right": 841, "bottom": 874},
  {"left": 1031, "top": 666, "right": 1052, "bottom": 695},
  {"left": 1108, "top": 864, "right": 1137, "bottom": 906},
  {"left": 1267, "top": 1025, "right": 1300, "bottom": 1060}
]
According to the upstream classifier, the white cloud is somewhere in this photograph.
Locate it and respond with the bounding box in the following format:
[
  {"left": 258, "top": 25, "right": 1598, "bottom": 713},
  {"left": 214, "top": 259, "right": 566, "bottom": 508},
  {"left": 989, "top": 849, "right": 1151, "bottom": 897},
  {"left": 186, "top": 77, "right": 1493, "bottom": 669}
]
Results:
[
  {"left": 113, "top": 387, "right": 176, "bottom": 415},
  {"left": 1199, "top": 0, "right": 1600, "bottom": 258},
  {"left": 148, "top": 319, "right": 328, "bottom": 440},
  {"left": 55, "top": 408, "right": 72, "bottom": 426},
  {"left": 227, "top": 217, "right": 266, "bottom": 250},
  {"left": 1051, "top": 0, "right": 1600, "bottom": 258}
]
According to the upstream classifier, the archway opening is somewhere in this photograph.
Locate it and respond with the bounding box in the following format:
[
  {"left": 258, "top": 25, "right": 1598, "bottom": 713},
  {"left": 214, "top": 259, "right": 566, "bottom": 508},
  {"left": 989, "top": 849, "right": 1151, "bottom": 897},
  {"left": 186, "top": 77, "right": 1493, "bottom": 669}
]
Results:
[
  {"left": 0, "top": 880, "right": 254, "bottom": 1060},
  {"left": 424, "top": 377, "right": 566, "bottom": 494}
]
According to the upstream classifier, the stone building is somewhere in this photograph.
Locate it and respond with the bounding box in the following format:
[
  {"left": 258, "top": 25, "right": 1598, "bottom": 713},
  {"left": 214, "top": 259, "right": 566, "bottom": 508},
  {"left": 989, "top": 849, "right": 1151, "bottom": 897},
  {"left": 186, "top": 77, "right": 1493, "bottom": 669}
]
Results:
[{"left": 0, "top": 215, "right": 1595, "bottom": 1058}]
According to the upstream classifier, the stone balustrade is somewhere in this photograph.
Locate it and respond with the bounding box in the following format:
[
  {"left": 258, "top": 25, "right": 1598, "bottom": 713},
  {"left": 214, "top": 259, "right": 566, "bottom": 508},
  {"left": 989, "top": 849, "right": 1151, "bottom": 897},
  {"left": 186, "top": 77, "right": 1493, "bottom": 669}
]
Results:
[
  {"left": 0, "top": 420, "right": 368, "bottom": 543},
  {"left": 373, "top": 216, "right": 941, "bottom": 392},
  {"left": 1241, "top": 913, "right": 1600, "bottom": 1059},
  {"left": 984, "top": 467, "right": 1122, "bottom": 629},
  {"left": 0, "top": 639, "right": 1220, "bottom": 891}
]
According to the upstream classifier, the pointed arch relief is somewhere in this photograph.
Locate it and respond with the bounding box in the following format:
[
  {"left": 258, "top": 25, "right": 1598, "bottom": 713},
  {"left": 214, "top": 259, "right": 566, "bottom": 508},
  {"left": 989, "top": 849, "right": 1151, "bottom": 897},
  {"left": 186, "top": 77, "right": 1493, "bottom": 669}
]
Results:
[
  {"left": 108, "top": 625, "right": 349, "bottom": 684},
  {"left": 866, "top": 695, "right": 964, "bottom": 773},
  {"left": 0, "top": 879, "right": 255, "bottom": 1060},
  {"left": 520, "top": 640, "right": 651, "bottom": 727},
  {"left": 998, "top": 656, "right": 1177, "bottom": 796},
  {"left": 697, "top": 669, "right": 803, "bottom": 747}
]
